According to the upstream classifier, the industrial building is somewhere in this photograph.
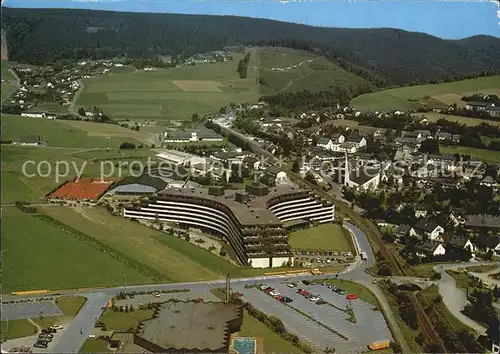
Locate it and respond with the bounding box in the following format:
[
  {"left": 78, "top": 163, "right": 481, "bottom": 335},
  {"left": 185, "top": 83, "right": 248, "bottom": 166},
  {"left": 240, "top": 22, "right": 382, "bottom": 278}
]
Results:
[
  {"left": 106, "top": 175, "right": 168, "bottom": 196},
  {"left": 122, "top": 183, "right": 335, "bottom": 268}
]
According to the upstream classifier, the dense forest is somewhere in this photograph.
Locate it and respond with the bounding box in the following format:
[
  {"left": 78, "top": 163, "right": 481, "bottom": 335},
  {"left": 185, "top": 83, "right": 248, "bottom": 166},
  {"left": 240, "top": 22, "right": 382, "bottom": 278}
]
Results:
[{"left": 2, "top": 7, "right": 500, "bottom": 87}]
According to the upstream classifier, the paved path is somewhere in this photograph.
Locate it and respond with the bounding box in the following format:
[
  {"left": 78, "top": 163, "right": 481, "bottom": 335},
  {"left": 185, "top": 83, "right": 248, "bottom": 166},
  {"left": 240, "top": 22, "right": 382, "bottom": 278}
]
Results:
[{"left": 433, "top": 262, "right": 500, "bottom": 334}]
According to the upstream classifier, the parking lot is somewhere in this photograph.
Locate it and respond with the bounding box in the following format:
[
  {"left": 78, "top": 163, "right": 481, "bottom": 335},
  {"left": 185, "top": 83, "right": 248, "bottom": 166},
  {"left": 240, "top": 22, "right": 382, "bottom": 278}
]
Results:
[
  {"left": 1, "top": 301, "right": 63, "bottom": 321},
  {"left": 233, "top": 282, "right": 392, "bottom": 352}
]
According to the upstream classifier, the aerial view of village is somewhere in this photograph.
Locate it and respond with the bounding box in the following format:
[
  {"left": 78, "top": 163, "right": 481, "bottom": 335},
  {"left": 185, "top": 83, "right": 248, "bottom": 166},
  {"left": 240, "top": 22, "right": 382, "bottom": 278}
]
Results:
[{"left": 0, "top": 0, "right": 499, "bottom": 353}]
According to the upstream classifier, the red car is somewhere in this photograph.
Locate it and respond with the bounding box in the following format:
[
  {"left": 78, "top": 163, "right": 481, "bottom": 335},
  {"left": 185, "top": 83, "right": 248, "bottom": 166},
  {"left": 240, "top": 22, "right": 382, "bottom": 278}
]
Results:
[
  {"left": 263, "top": 287, "right": 273, "bottom": 293},
  {"left": 346, "top": 293, "right": 359, "bottom": 300},
  {"left": 275, "top": 295, "right": 285, "bottom": 302}
]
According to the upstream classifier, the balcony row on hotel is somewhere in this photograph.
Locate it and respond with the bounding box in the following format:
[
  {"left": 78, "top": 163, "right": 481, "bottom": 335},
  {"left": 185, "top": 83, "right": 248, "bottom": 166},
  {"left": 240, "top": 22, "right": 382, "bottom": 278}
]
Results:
[{"left": 122, "top": 183, "right": 335, "bottom": 268}]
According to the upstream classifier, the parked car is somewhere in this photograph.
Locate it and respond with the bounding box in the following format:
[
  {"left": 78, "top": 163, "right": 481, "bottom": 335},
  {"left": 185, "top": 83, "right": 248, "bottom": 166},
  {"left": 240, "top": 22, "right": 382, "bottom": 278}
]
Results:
[
  {"left": 285, "top": 283, "right": 295, "bottom": 288},
  {"left": 50, "top": 325, "right": 63, "bottom": 330},
  {"left": 128, "top": 294, "right": 135, "bottom": 299},
  {"left": 260, "top": 285, "right": 269, "bottom": 290},
  {"left": 275, "top": 295, "right": 285, "bottom": 302},
  {"left": 302, "top": 280, "right": 312, "bottom": 285},
  {"left": 38, "top": 336, "right": 52, "bottom": 342},
  {"left": 40, "top": 333, "right": 53, "bottom": 339},
  {"left": 34, "top": 342, "right": 48, "bottom": 349},
  {"left": 269, "top": 290, "right": 280, "bottom": 296},
  {"left": 263, "top": 287, "right": 273, "bottom": 293},
  {"left": 283, "top": 297, "right": 293, "bottom": 303},
  {"left": 309, "top": 296, "right": 320, "bottom": 302},
  {"left": 152, "top": 291, "right": 161, "bottom": 298},
  {"left": 316, "top": 300, "right": 327, "bottom": 305}
]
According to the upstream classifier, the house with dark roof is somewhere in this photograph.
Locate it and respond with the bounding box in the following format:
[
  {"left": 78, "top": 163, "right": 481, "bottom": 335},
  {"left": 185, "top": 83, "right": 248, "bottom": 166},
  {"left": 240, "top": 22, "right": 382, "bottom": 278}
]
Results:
[
  {"left": 475, "top": 234, "right": 500, "bottom": 253},
  {"left": 414, "top": 219, "right": 445, "bottom": 241},
  {"left": 345, "top": 168, "right": 381, "bottom": 191},
  {"left": 16, "top": 135, "right": 41, "bottom": 146},
  {"left": 107, "top": 175, "right": 168, "bottom": 196},
  {"left": 465, "top": 215, "right": 500, "bottom": 232},
  {"left": 416, "top": 240, "right": 446, "bottom": 257},
  {"left": 448, "top": 234, "right": 475, "bottom": 253},
  {"left": 345, "top": 135, "right": 367, "bottom": 148},
  {"left": 465, "top": 101, "right": 489, "bottom": 111},
  {"left": 396, "top": 224, "right": 417, "bottom": 239},
  {"left": 435, "top": 132, "right": 452, "bottom": 141},
  {"left": 480, "top": 176, "right": 497, "bottom": 188}
]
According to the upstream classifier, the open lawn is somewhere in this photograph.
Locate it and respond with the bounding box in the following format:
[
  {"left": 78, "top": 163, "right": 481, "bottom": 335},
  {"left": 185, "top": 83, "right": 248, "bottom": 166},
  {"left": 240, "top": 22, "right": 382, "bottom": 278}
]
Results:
[
  {"left": 258, "top": 47, "right": 370, "bottom": 95},
  {"left": 412, "top": 112, "right": 500, "bottom": 127},
  {"left": 1, "top": 319, "right": 37, "bottom": 342},
  {"left": 40, "top": 206, "right": 229, "bottom": 282},
  {"left": 2, "top": 207, "right": 151, "bottom": 293},
  {"left": 77, "top": 51, "right": 259, "bottom": 121},
  {"left": 352, "top": 75, "right": 500, "bottom": 112},
  {"left": 466, "top": 264, "right": 499, "bottom": 273},
  {"left": 446, "top": 270, "right": 470, "bottom": 291},
  {"left": 33, "top": 296, "right": 87, "bottom": 328},
  {"left": 2, "top": 114, "right": 146, "bottom": 148},
  {"left": 99, "top": 308, "right": 154, "bottom": 331},
  {"left": 237, "top": 311, "right": 303, "bottom": 353},
  {"left": 288, "top": 223, "right": 352, "bottom": 251},
  {"left": 316, "top": 279, "right": 379, "bottom": 308},
  {"left": 406, "top": 263, "right": 441, "bottom": 279},
  {"left": 440, "top": 145, "right": 500, "bottom": 164},
  {"left": 79, "top": 338, "right": 112, "bottom": 353}
]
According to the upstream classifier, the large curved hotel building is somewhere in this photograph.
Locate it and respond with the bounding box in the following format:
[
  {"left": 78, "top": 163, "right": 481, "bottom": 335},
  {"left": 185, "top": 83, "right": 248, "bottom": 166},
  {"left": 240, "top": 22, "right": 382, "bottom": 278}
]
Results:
[{"left": 123, "top": 183, "right": 335, "bottom": 268}]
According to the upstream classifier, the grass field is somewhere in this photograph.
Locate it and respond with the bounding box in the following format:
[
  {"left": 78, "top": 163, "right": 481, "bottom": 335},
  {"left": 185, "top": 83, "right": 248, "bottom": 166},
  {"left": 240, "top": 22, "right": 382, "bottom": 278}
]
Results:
[
  {"left": 2, "top": 207, "right": 151, "bottom": 293},
  {"left": 440, "top": 145, "right": 500, "bottom": 164},
  {"left": 352, "top": 75, "right": 500, "bottom": 112},
  {"left": 288, "top": 223, "right": 352, "bottom": 251},
  {"left": 237, "top": 311, "right": 303, "bottom": 353},
  {"left": 466, "top": 265, "right": 499, "bottom": 273},
  {"left": 40, "top": 206, "right": 230, "bottom": 282},
  {"left": 412, "top": 112, "right": 500, "bottom": 127},
  {"left": 77, "top": 51, "right": 259, "bottom": 121},
  {"left": 258, "top": 47, "right": 370, "bottom": 95},
  {"left": 316, "top": 279, "right": 379, "bottom": 308},
  {"left": 1, "top": 319, "right": 37, "bottom": 342},
  {"left": 79, "top": 338, "right": 112, "bottom": 353},
  {"left": 1, "top": 60, "right": 18, "bottom": 102},
  {"left": 33, "top": 296, "right": 87, "bottom": 328},
  {"left": 2, "top": 114, "right": 147, "bottom": 148},
  {"left": 99, "top": 308, "right": 154, "bottom": 331}
]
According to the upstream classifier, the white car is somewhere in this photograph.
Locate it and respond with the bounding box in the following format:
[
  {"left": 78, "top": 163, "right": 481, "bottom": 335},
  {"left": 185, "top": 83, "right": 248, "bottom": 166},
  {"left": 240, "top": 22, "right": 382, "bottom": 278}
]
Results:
[
  {"left": 269, "top": 290, "right": 280, "bottom": 296},
  {"left": 309, "top": 296, "right": 320, "bottom": 302},
  {"left": 50, "top": 325, "right": 63, "bottom": 330},
  {"left": 285, "top": 283, "right": 295, "bottom": 288},
  {"left": 260, "top": 285, "right": 269, "bottom": 290}
]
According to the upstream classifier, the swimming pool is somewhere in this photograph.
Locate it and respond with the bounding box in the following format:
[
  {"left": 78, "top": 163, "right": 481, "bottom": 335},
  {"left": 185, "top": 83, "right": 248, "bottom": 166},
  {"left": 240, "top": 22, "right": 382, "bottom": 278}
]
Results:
[{"left": 232, "top": 337, "right": 256, "bottom": 354}]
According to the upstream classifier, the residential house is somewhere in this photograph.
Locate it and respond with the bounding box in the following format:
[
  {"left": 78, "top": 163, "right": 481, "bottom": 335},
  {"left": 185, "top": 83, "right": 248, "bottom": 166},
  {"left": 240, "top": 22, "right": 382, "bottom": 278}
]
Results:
[
  {"left": 475, "top": 235, "right": 500, "bottom": 253},
  {"left": 435, "top": 132, "right": 452, "bottom": 141},
  {"left": 465, "top": 101, "right": 489, "bottom": 111},
  {"left": 418, "top": 130, "right": 432, "bottom": 139},
  {"left": 416, "top": 241, "right": 446, "bottom": 257},
  {"left": 480, "top": 176, "right": 498, "bottom": 188},
  {"left": 414, "top": 219, "right": 445, "bottom": 241},
  {"left": 452, "top": 134, "right": 461, "bottom": 143},
  {"left": 402, "top": 131, "right": 422, "bottom": 140},
  {"left": 317, "top": 137, "right": 333, "bottom": 150},
  {"left": 415, "top": 209, "right": 428, "bottom": 218},
  {"left": 16, "top": 135, "right": 42, "bottom": 146},
  {"left": 264, "top": 166, "right": 288, "bottom": 185},
  {"left": 21, "top": 112, "right": 46, "bottom": 119},
  {"left": 396, "top": 224, "right": 417, "bottom": 239},
  {"left": 331, "top": 133, "right": 345, "bottom": 144},
  {"left": 345, "top": 135, "right": 367, "bottom": 148},
  {"left": 465, "top": 215, "right": 500, "bottom": 233},
  {"left": 448, "top": 234, "right": 475, "bottom": 253},
  {"left": 485, "top": 105, "right": 500, "bottom": 118},
  {"left": 336, "top": 142, "right": 359, "bottom": 154}
]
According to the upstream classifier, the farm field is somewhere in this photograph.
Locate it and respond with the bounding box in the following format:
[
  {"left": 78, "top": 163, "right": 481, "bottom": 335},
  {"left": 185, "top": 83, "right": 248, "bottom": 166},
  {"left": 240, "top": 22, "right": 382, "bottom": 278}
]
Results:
[
  {"left": 39, "top": 206, "right": 229, "bottom": 282},
  {"left": 440, "top": 145, "right": 500, "bottom": 164},
  {"left": 2, "top": 115, "right": 147, "bottom": 148},
  {"left": 258, "top": 47, "right": 370, "bottom": 95},
  {"left": 288, "top": 223, "right": 352, "bottom": 251},
  {"left": 1, "top": 60, "right": 18, "bottom": 101},
  {"left": 76, "top": 51, "right": 259, "bottom": 121},
  {"left": 352, "top": 75, "right": 500, "bottom": 112},
  {"left": 1, "top": 207, "right": 151, "bottom": 293},
  {"left": 412, "top": 112, "right": 500, "bottom": 127}
]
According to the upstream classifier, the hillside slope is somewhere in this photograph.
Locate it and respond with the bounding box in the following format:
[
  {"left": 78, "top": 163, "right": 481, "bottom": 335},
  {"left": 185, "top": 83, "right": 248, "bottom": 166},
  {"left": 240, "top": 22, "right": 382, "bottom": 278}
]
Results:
[
  {"left": 258, "top": 47, "right": 372, "bottom": 95},
  {"left": 2, "top": 7, "right": 500, "bottom": 87}
]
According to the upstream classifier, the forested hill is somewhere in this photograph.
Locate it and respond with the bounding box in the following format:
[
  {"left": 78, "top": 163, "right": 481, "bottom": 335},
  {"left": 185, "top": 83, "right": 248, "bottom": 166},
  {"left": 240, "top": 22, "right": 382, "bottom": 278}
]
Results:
[{"left": 3, "top": 7, "right": 500, "bottom": 87}]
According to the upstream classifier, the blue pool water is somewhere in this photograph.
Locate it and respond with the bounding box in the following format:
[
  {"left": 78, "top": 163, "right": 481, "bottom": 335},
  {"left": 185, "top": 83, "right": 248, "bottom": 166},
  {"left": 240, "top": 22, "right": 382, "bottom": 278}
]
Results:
[{"left": 233, "top": 337, "right": 256, "bottom": 354}]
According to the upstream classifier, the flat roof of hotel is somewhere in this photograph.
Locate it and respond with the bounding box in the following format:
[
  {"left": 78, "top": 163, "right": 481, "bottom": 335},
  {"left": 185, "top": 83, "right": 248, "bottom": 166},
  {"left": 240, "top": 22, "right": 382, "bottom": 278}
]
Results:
[{"left": 158, "top": 184, "right": 309, "bottom": 226}]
